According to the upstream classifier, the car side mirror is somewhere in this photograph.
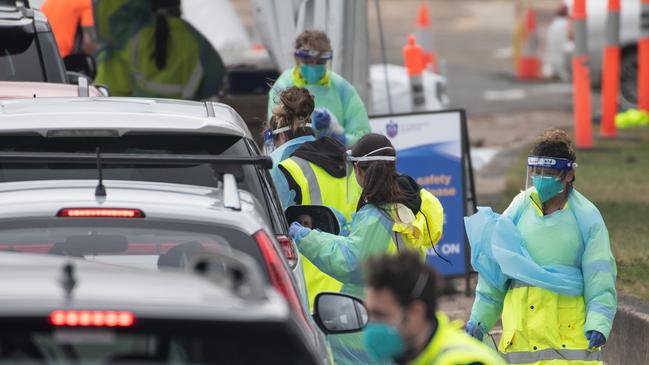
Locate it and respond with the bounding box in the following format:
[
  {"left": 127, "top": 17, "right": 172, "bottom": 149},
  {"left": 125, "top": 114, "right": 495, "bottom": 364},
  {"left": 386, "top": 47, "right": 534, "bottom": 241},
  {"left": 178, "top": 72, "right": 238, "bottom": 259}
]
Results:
[
  {"left": 313, "top": 293, "right": 368, "bottom": 335},
  {"left": 64, "top": 53, "right": 96, "bottom": 80},
  {"left": 285, "top": 205, "right": 340, "bottom": 235}
]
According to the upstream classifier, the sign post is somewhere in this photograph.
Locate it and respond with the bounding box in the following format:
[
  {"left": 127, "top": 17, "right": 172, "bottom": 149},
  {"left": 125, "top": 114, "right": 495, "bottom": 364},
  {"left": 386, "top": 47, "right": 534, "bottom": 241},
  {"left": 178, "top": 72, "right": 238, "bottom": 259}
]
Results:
[{"left": 369, "top": 109, "right": 477, "bottom": 294}]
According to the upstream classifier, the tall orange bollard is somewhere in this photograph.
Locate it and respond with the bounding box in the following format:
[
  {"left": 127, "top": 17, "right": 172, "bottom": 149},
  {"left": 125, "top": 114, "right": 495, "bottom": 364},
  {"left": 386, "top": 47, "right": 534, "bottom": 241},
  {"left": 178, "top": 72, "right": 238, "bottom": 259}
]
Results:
[
  {"left": 403, "top": 34, "right": 426, "bottom": 111},
  {"left": 600, "top": 0, "right": 621, "bottom": 137},
  {"left": 415, "top": 3, "right": 438, "bottom": 73},
  {"left": 639, "top": 0, "right": 649, "bottom": 112},
  {"left": 571, "top": 0, "right": 593, "bottom": 148},
  {"left": 517, "top": 8, "right": 541, "bottom": 80}
]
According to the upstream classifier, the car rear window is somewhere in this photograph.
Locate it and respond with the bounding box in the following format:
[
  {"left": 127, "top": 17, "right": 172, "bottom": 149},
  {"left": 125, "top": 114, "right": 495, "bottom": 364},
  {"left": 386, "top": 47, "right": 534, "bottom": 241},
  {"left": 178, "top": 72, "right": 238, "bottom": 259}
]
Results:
[
  {"left": 0, "top": 134, "right": 281, "bottom": 231},
  {"left": 0, "top": 219, "right": 267, "bottom": 277},
  {"left": 0, "top": 134, "right": 251, "bottom": 187},
  {"left": 0, "top": 319, "right": 317, "bottom": 365},
  {"left": 0, "top": 34, "right": 45, "bottom": 82}
]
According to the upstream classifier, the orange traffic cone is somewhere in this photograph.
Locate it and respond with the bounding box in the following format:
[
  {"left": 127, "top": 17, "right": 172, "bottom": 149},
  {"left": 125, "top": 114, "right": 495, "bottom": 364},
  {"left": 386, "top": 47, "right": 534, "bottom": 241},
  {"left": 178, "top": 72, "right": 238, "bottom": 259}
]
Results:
[
  {"left": 415, "top": 3, "right": 438, "bottom": 73},
  {"left": 403, "top": 34, "right": 427, "bottom": 111},
  {"left": 517, "top": 8, "right": 541, "bottom": 80}
]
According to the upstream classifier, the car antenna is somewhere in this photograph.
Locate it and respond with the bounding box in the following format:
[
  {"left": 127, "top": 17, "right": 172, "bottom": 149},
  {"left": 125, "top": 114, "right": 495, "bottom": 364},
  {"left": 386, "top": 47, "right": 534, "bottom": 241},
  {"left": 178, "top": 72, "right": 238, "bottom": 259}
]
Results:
[
  {"left": 60, "top": 261, "right": 77, "bottom": 301},
  {"left": 95, "top": 147, "right": 106, "bottom": 197}
]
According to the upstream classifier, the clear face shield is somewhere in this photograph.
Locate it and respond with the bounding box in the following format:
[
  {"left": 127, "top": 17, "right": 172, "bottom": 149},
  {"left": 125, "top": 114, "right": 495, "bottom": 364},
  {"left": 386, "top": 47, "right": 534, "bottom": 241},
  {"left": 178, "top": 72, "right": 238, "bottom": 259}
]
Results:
[
  {"left": 345, "top": 147, "right": 397, "bottom": 203},
  {"left": 262, "top": 125, "right": 290, "bottom": 155},
  {"left": 525, "top": 156, "right": 576, "bottom": 203},
  {"left": 295, "top": 48, "right": 333, "bottom": 84}
]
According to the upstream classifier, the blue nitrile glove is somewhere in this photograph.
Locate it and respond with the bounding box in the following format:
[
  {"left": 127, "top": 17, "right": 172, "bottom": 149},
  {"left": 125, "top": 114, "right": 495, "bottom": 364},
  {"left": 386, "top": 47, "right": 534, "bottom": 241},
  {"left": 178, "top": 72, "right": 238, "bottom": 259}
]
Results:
[
  {"left": 289, "top": 221, "right": 311, "bottom": 243},
  {"left": 311, "top": 108, "right": 331, "bottom": 131},
  {"left": 465, "top": 320, "right": 485, "bottom": 341},
  {"left": 586, "top": 330, "right": 606, "bottom": 350}
]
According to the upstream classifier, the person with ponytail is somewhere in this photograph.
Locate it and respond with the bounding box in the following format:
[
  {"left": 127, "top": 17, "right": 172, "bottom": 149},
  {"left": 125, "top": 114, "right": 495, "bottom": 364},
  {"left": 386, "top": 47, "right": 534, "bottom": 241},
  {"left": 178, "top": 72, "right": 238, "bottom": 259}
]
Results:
[
  {"left": 289, "top": 133, "right": 444, "bottom": 298},
  {"left": 288, "top": 133, "right": 444, "bottom": 365},
  {"left": 97, "top": 0, "right": 225, "bottom": 100},
  {"left": 266, "top": 86, "right": 362, "bottom": 312}
]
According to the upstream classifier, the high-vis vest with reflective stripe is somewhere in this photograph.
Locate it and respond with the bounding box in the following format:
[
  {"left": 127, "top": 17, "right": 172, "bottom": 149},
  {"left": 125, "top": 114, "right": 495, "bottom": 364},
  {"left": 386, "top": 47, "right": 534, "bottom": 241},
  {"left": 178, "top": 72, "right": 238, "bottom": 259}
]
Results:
[
  {"left": 280, "top": 156, "right": 361, "bottom": 309},
  {"left": 499, "top": 281, "right": 602, "bottom": 365},
  {"left": 125, "top": 17, "right": 224, "bottom": 100},
  {"left": 409, "top": 312, "right": 506, "bottom": 365},
  {"left": 494, "top": 193, "right": 607, "bottom": 365}
]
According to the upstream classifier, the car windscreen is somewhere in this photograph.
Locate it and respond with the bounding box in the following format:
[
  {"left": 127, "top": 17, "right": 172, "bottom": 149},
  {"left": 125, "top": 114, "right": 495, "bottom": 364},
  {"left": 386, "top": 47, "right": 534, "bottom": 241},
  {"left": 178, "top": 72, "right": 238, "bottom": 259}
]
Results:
[
  {"left": 0, "top": 33, "right": 45, "bottom": 82},
  {"left": 0, "top": 134, "right": 276, "bottom": 228},
  {"left": 0, "top": 219, "right": 267, "bottom": 278},
  {"left": 0, "top": 319, "right": 318, "bottom": 365}
]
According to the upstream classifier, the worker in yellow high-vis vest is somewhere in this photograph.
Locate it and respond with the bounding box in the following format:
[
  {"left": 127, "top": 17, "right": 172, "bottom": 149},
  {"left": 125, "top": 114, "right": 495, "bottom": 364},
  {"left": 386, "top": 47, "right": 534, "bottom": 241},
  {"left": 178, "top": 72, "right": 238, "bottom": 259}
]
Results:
[
  {"left": 364, "top": 251, "right": 506, "bottom": 365},
  {"left": 265, "top": 86, "right": 361, "bottom": 311},
  {"left": 95, "top": 0, "right": 225, "bottom": 100},
  {"left": 464, "top": 129, "right": 617, "bottom": 365}
]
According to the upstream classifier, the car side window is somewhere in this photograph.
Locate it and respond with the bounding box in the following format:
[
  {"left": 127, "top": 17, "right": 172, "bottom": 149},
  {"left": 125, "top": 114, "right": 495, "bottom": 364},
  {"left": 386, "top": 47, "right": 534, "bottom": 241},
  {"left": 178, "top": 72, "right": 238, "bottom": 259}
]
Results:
[{"left": 0, "top": 35, "right": 46, "bottom": 82}]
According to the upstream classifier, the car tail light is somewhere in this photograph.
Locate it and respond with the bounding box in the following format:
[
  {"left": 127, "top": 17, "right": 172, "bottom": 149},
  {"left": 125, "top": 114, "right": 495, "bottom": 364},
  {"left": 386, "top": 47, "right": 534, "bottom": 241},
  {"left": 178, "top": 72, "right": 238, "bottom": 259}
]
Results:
[
  {"left": 57, "top": 208, "right": 145, "bottom": 218},
  {"left": 254, "top": 230, "right": 310, "bottom": 327},
  {"left": 50, "top": 310, "right": 134, "bottom": 327},
  {"left": 276, "top": 235, "right": 298, "bottom": 269}
]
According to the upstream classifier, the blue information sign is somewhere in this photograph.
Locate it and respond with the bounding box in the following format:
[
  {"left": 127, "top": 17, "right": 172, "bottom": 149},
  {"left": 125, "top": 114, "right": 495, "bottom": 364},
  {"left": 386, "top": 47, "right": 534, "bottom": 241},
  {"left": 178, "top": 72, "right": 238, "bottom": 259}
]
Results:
[{"left": 369, "top": 110, "right": 474, "bottom": 277}]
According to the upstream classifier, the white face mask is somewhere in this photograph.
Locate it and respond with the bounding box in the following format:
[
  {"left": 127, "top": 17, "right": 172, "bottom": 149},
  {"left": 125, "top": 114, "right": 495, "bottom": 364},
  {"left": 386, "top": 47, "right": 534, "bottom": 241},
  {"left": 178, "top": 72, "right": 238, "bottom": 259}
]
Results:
[
  {"left": 346, "top": 147, "right": 397, "bottom": 163},
  {"left": 345, "top": 146, "right": 397, "bottom": 202}
]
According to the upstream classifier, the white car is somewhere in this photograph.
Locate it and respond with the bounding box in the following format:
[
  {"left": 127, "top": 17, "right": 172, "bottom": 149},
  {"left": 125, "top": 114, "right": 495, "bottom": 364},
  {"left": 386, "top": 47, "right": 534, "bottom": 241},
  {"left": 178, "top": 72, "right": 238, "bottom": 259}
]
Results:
[{"left": 545, "top": 0, "right": 639, "bottom": 108}]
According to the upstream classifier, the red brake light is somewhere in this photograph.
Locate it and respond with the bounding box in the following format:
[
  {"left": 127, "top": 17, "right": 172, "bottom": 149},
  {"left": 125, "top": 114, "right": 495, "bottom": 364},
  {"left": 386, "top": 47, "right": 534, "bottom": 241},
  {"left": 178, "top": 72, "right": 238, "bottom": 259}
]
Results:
[
  {"left": 254, "top": 230, "right": 310, "bottom": 327},
  {"left": 50, "top": 310, "right": 134, "bottom": 327},
  {"left": 57, "top": 208, "right": 145, "bottom": 218},
  {"left": 276, "top": 235, "right": 298, "bottom": 269}
]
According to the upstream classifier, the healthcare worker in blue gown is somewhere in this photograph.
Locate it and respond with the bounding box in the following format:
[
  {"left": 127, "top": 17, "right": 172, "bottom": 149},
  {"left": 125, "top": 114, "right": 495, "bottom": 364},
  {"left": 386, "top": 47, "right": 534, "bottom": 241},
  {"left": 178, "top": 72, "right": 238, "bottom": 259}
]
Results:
[{"left": 464, "top": 129, "right": 617, "bottom": 365}]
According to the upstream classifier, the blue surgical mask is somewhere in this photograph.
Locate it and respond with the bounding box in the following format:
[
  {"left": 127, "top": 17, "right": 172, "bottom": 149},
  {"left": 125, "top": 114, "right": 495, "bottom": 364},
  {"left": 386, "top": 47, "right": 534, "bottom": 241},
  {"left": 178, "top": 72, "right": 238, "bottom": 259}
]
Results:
[
  {"left": 362, "top": 322, "right": 405, "bottom": 361},
  {"left": 532, "top": 175, "right": 565, "bottom": 202},
  {"left": 300, "top": 64, "right": 326, "bottom": 84}
]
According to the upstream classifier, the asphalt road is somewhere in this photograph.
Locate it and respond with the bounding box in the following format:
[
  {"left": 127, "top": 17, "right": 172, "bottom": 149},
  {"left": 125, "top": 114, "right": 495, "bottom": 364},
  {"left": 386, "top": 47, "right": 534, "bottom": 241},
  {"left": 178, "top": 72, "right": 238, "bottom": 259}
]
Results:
[{"left": 368, "top": 0, "right": 576, "bottom": 116}]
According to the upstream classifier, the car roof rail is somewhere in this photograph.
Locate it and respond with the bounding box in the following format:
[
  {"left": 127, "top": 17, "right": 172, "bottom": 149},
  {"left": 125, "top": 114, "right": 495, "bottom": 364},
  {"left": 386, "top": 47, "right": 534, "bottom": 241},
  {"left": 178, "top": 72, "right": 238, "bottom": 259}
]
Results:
[
  {"left": 77, "top": 76, "right": 89, "bottom": 97},
  {"left": 190, "top": 250, "right": 266, "bottom": 301},
  {"left": 222, "top": 173, "right": 241, "bottom": 211},
  {"left": 0, "top": 152, "right": 273, "bottom": 169},
  {"left": 205, "top": 101, "right": 215, "bottom": 118}
]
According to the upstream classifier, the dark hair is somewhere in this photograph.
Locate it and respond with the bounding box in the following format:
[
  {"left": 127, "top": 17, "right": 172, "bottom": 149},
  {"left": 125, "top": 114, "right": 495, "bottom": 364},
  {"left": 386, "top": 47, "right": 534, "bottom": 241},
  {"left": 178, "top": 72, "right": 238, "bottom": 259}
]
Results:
[
  {"left": 268, "top": 87, "right": 315, "bottom": 140},
  {"left": 530, "top": 129, "right": 576, "bottom": 183},
  {"left": 352, "top": 134, "right": 408, "bottom": 211},
  {"left": 365, "top": 251, "right": 439, "bottom": 320},
  {"left": 531, "top": 129, "right": 576, "bottom": 161},
  {"left": 294, "top": 30, "right": 332, "bottom": 52},
  {"left": 150, "top": 0, "right": 181, "bottom": 70}
]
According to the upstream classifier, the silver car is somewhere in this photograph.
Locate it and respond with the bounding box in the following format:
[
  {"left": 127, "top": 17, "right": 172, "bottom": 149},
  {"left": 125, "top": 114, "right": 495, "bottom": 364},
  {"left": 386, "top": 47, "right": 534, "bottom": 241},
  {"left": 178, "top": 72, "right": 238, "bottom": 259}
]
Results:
[
  {"left": 0, "top": 248, "right": 367, "bottom": 364},
  {"left": 0, "top": 96, "right": 303, "bottom": 294},
  {"left": 0, "top": 175, "right": 333, "bottom": 364}
]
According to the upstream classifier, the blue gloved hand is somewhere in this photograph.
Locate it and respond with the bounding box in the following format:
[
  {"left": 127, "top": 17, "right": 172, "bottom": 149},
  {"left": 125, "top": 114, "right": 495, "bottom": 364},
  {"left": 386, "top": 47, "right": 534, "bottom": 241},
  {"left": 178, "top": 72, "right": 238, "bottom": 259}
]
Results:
[
  {"left": 311, "top": 108, "right": 331, "bottom": 131},
  {"left": 289, "top": 221, "right": 311, "bottom": 243},
  {"left": 465, "top": 321, "right": 485, "bottom": 341},
  {"left": 586, "top": 330, "right": 606, "bottom": 350}
]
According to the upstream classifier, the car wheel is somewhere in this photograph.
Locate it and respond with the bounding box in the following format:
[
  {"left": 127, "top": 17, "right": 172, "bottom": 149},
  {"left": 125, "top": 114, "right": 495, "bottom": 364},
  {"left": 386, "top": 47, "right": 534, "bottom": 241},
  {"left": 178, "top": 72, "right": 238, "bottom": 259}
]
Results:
[{"left": 619, "top": 47, "right": 638, "bottom": 110}]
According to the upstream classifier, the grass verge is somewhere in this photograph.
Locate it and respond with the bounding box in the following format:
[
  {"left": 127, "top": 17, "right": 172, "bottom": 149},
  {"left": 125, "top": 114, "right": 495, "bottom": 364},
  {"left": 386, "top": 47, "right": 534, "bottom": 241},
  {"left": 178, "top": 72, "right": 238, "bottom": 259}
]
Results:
[{"left": 495, "top": 127, "right": 649, "bottom": 301}]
